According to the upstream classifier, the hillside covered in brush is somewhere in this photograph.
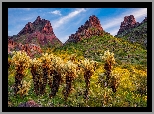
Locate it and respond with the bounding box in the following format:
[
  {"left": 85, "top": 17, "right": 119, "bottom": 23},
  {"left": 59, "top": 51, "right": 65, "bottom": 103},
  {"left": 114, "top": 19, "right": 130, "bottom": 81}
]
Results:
[
  {"left": 115, "top": 15, "right": 147, "bottom": 49},
  {"left": 53, "top": 15, "right": 147, "bottom": 69},
  {"left": 53, "top": 32, "right": 147, "bottom": 68}
]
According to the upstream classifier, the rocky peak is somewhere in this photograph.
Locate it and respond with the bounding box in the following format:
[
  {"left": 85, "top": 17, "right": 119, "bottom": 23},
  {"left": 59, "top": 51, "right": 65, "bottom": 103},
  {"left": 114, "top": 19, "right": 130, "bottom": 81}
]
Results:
[
  {"left": 124, "top": 15, "right": 136, "bottom": 25},
  {"left": 9, "top": 16, "right": 63, "bottom": 56},
  {"left": 117, "top": 15, "right": 139, "bottom": 35},
  {"left": 17, "top": 16, "right": 54, "bottom": 35},
  {"left": 33, "top": 16, "right": 42, "bottom": 25},
  {"left": 89, "top": 15, "right": 103, "bottom": 31},
  {"left": 141, "top": 17, "right": 147, "bottom": 24},
  {"left": 35, "top": 16, "right": 41, "bottom": 20},
  {"left": 65, "top": 15, "right": 104, "bottom": 44}
]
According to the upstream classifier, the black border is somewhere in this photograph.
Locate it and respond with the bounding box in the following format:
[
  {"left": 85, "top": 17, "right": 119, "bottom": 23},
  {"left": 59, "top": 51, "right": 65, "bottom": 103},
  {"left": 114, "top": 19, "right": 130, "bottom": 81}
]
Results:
[{"left": 3, "top": 2, "right": 152, "bottom": 112}]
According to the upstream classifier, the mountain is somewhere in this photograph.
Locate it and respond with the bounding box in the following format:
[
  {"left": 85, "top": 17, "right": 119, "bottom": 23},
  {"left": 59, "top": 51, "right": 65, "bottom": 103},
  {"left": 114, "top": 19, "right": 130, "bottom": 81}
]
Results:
[
  {"left": 53, "top": 15, "right": 147, "bottom": 68},
  {"left": 8, "top": 16, "right": 63, "bottom": 57},
  {"left": 115, "top": 15, "right": 147, "bottom": 49},
  {"left": 64, "top": 15, "right": 105, "bottom": 45}
]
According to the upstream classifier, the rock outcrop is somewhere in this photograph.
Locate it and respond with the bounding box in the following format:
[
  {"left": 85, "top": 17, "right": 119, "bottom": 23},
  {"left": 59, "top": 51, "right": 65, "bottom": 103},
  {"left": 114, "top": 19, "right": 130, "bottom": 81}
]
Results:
[
  {"left": 117, "top": 15, "right": 140, "bottom": 35},
  {"left": 64, "top": 15, "right": 104, "bottom": 44},
  {"left": 16, "top": 16, "right": 62, "bottom": 47},
  {"left": 18, "top": 16, "right": 54, "bottom": 36}
]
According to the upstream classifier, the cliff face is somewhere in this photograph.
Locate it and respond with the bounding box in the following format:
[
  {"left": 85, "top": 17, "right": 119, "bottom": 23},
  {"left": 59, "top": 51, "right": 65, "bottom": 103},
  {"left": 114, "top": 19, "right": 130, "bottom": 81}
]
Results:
[{"left": 64, "top": 15, "right": 104, "bottom": 44}]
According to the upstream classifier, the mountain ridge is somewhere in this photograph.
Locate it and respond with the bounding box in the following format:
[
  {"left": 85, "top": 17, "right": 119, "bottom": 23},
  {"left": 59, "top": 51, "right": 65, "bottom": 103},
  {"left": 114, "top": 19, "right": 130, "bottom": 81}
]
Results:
[
  {"left": 8, "top": 15, "right": 147, "bottom": 57},
  {"left": 64, "top": 15, "right": 104, "bottom": 45},
  {"left": 115, "top": 15, "right": 147, "bottom": 49}
]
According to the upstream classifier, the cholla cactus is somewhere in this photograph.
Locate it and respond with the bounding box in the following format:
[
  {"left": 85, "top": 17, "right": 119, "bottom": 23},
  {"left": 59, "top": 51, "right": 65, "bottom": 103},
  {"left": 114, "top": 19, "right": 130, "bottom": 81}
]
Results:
[
  {"left": 79, "top": 58, "right": 97, "bottom": 99},
  {"left": 39, "top": 53, "right": 54, "bottom": 95},
  {"left": 52, "top": 56, "right": 64, "bottom": 73},
  {"left": 12, "top": 51, "right": 31, "bottom": 70},
  {"left": 17, "top": 80, "right": 31, "bottom": 98},
  {"left": 62, "top": 60, "right": 78, "bottom": 101},
  {"left": 101, "top": 50, "right": 117, "bottom": 92},
  {"left": 101, "top": 50, "right": 115, "bottom": 66},
  {"left": 49, "top": 56, "right": 64, "bottom": 98},
  {"left": 30, "top": 58, "right": 42, "bottom": 95},
  {"left": 110, "top": 70, "right": 120, "bottom": 93},
  {"left": 11, "top": 51, "right": 31, "bottom": 95}
]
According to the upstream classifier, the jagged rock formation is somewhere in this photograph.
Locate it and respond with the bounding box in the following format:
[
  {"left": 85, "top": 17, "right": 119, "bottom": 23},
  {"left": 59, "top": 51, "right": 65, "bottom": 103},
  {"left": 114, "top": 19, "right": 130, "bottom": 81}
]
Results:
[
  {"left": 15, "top": 16, "right": 62, "bottom": 46},
  {"left": 64, "top": 15, "right": 104, "bottom": 44},
  {"left": 117, "top": 15, "right": 140, "bottom": 35},
  {"left": 115, "top": 16, "right": 147, "bottom": 49},
  {"left": 18, "top": 16, "right": 54, "bottom": 36},
  {"left": 8, "top": 16, "right": 63, "bottom": 57}
]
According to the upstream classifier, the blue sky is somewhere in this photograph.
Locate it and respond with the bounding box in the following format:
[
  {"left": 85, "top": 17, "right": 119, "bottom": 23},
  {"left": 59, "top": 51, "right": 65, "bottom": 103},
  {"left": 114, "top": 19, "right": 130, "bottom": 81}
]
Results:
[{"left": 8, "top": 8, "right": 147, "bottom": 43}]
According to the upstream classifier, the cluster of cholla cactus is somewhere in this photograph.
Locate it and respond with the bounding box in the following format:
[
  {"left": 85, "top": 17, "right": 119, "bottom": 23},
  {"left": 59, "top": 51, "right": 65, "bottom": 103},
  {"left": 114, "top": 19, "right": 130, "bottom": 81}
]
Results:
[
  {"left": 10, "top": 50, "right": 99, "bottom": 100},
  {"left": 79, "top": 58, "right": 97, "bottom": 99},
  {"left": 11, "top": 51, "right": 31, "bottom": 95},
  {"left": 101, "top": 50, "right": 118, "bottom": 93}
]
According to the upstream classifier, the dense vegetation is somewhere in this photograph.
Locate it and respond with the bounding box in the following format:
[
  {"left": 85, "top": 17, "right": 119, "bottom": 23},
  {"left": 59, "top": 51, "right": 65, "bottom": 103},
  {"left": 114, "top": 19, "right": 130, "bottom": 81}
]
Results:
[
  {"left": 115, "top": 22, "right": 147, "bottom": 49},
  {"left": 8, "top": 33, "right": 147, "bottom": 107}
]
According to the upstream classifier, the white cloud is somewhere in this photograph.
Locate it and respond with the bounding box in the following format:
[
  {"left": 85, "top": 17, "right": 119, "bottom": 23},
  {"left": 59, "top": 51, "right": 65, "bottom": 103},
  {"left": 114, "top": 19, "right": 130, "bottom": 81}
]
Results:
[
  {"left": 102, "top": 8, "right": 147, "bottom": 36},
  {"left": 49, "top": 10, "right": 62, "bottom": 16},
  {"left": 52, "top": 8, "right": 86, "bottom": 29}
]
